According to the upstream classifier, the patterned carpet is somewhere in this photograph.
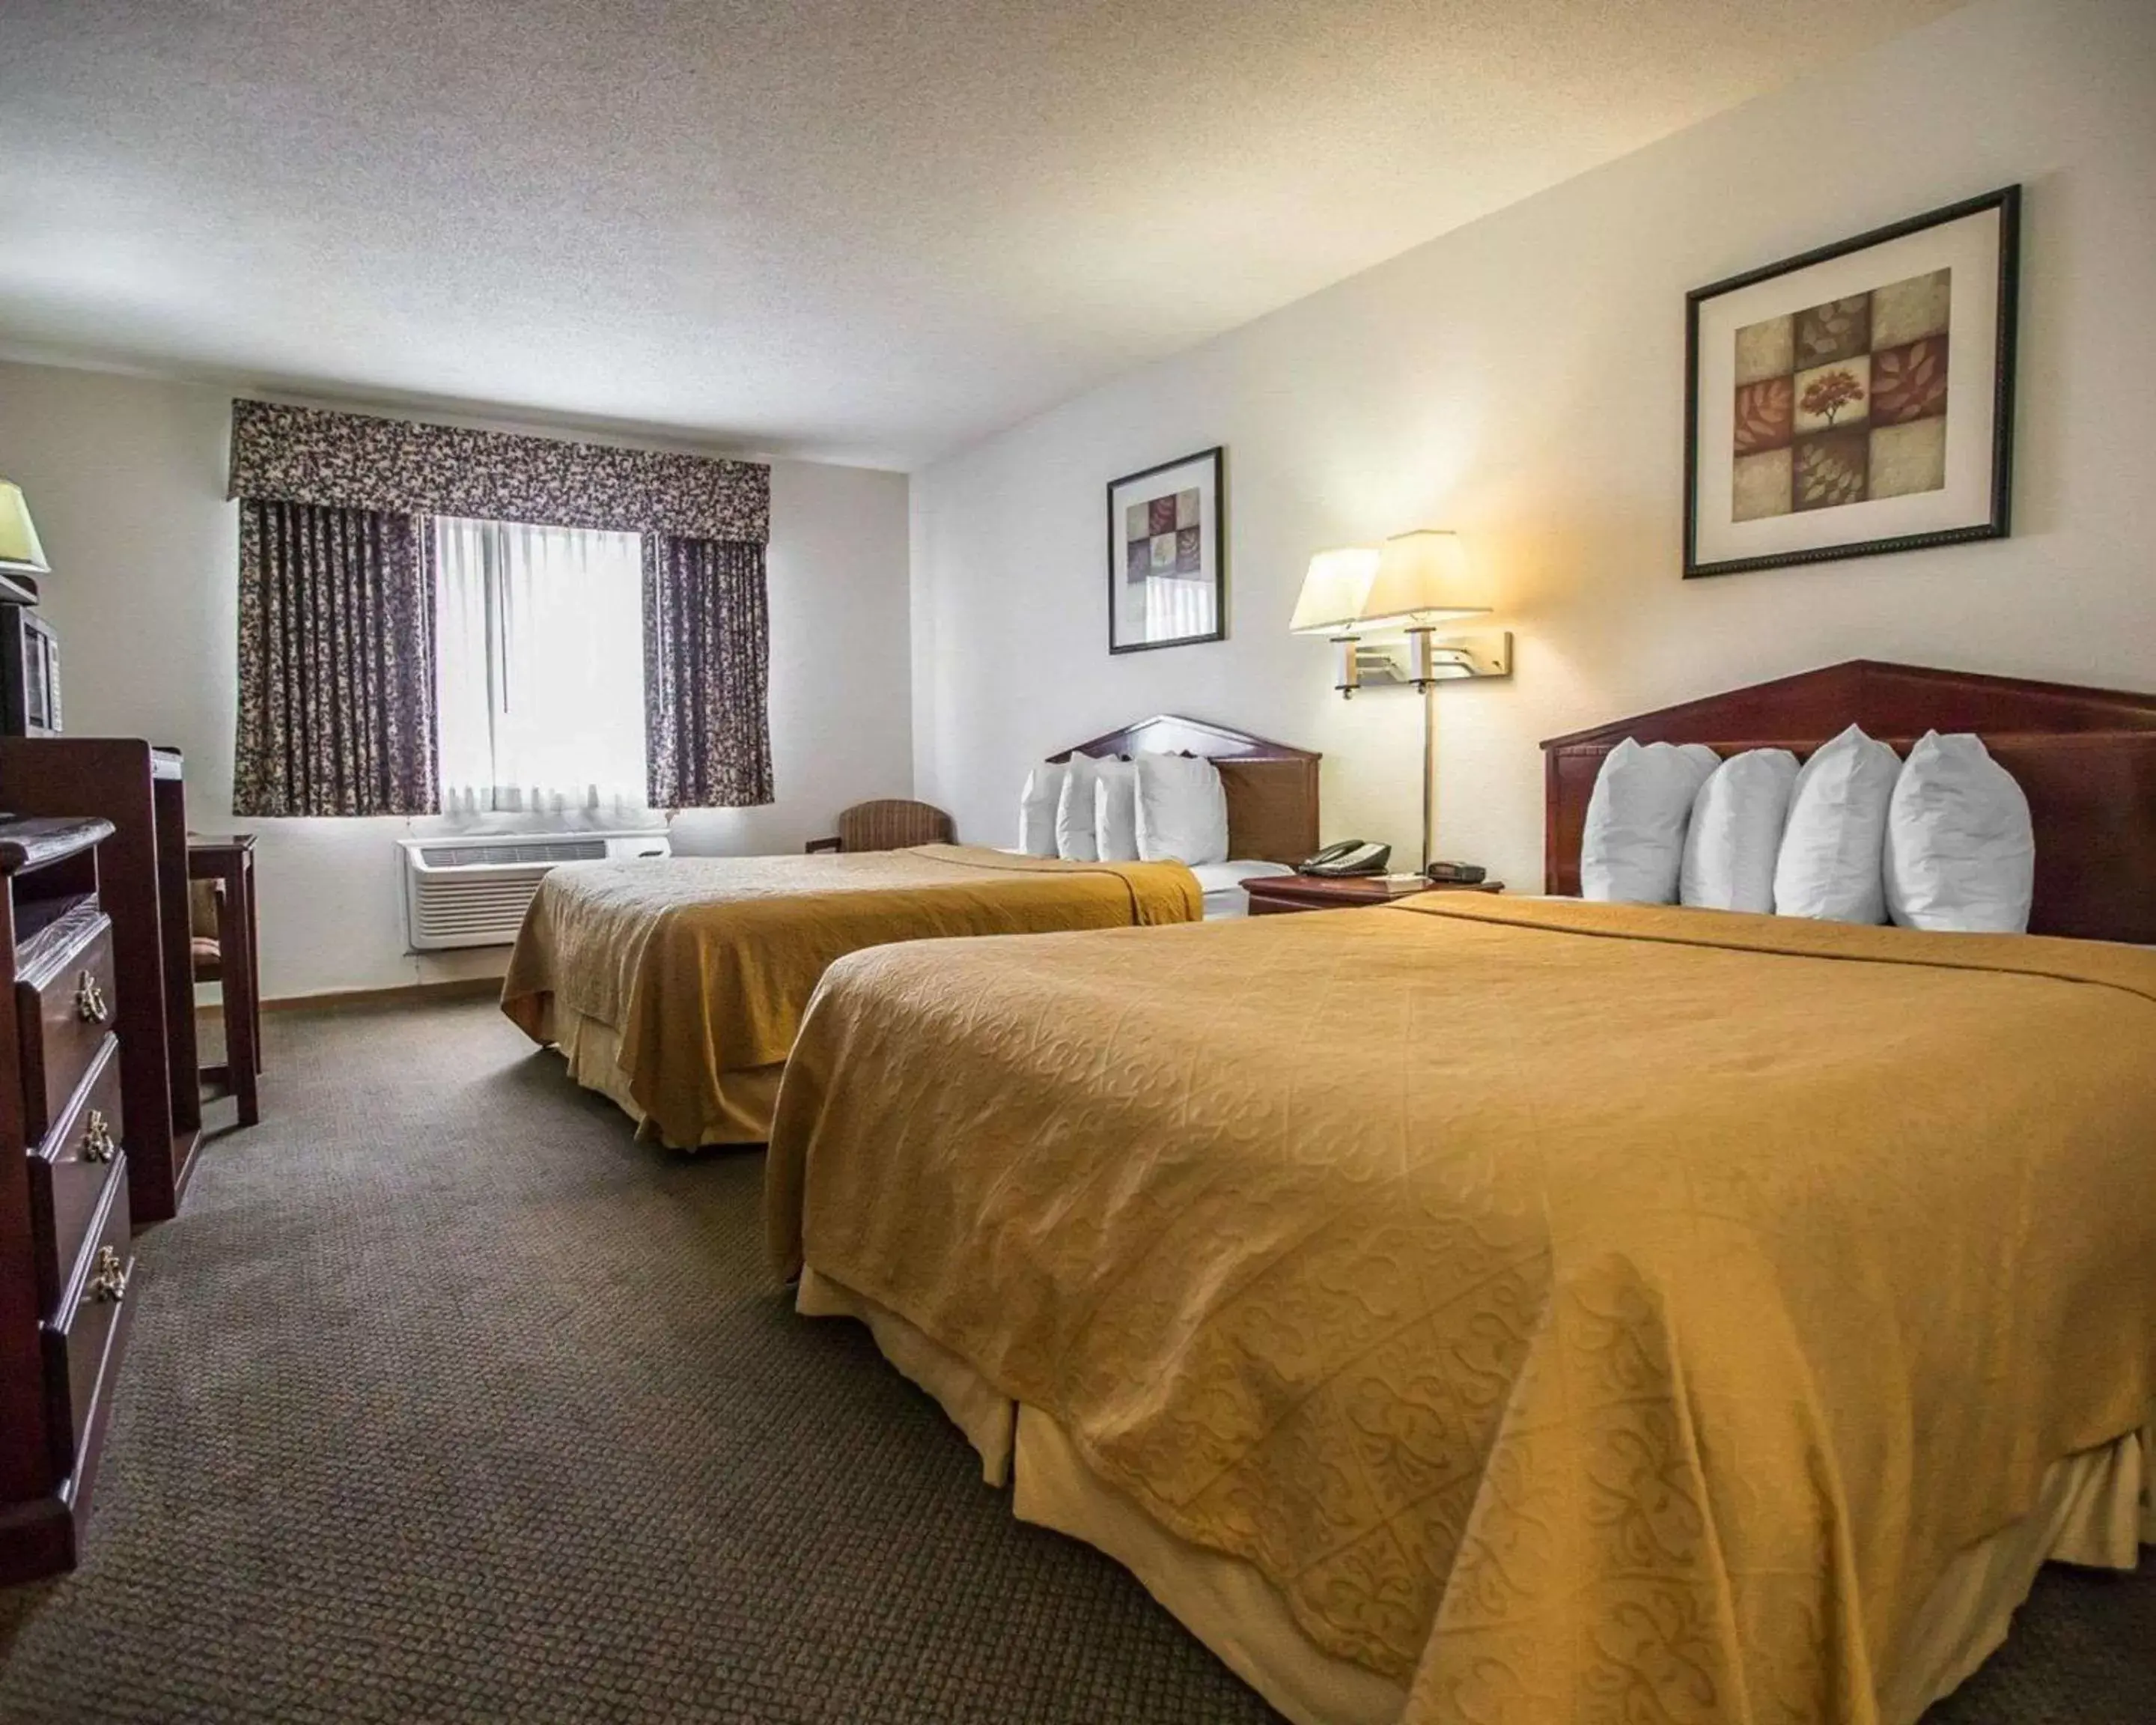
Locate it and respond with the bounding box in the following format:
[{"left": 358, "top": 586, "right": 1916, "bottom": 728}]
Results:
[{"left": 0, "top": 998, "right": 2147, "bottom": 1723}]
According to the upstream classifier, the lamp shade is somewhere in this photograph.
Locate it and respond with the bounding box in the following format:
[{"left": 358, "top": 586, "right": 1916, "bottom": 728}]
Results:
[
  {"left": 1288, "top": 546, "right": 1379, "bottom": 634},
  {"left": 1358, "top": 529, "right": 1488, "bottom": 626},
  {"left": 0, "top": 482, "right": 49, "bottom": 576}
]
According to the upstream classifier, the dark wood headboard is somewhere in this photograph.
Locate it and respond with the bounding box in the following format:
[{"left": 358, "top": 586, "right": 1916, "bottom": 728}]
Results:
[
  {"left": 1051, "top": 714, "right": 1320, "bottom": 866},
  {"left": 1541, "top": 660, "right": 2156, "bottom": 944}
]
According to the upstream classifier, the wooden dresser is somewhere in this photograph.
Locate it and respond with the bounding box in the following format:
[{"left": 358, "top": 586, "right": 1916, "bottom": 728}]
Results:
[
  {"left": 0, "top": 739, "right": 201, "bottom": 1222},
  {"left": 0, "top": 815, "right": 138, "bottom": 1584}
]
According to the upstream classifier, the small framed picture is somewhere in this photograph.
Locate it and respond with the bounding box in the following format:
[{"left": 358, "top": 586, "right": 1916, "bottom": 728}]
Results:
[
  {"left": 1106, "top": 446, "right": 1225, "bottom": 654},
  {"left": 1684, "top": 186, "right": 2019, "bottom": 579}
]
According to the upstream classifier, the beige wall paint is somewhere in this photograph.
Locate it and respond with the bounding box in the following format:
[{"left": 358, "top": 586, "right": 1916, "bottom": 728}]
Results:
[
  {"left": 0, "top": 360, "right": 913, "bottom": 997},
  {"left": 910, "top": 0, "right": 2156, "bottom": 886}
]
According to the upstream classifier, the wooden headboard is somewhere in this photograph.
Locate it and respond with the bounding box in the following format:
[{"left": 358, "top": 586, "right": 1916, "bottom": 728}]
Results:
[
  {"left": 1051, "top": 714, "right": 1320, "bottom": 866},
  {"left": 1542, "top": 660, "right": 2156, "bottom": 944}
]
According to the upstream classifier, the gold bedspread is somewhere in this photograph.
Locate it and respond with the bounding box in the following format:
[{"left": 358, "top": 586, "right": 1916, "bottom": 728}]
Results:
[
  {"left": 767, "top": 896, "right": 2156, "bottom": 1723},
  {"left": 499, "top": 845, "right": 1199, "bottom": 1148}
]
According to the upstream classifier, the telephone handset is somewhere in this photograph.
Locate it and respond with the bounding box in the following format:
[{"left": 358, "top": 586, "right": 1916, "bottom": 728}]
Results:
[{"left": 1296, "top": 839, "right": 1391, "bottom": 877}]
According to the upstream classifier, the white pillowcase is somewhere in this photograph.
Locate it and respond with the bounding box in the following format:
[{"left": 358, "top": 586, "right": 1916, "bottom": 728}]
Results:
[
  {"left": 1092, "top": 757, "right": 1140, "bottom": 862},
  {"left": 1055, "top": 752, "right": 1104, "bottom": 861},
  {"left": 1772, "top": 724, "right": 1901, "bottom": 923},
  {"left": 1580, "top": 739, "right": 1720, "bottom": 903},
  {"left": 1017, "top": 762, "right": 1065, "bottom": 858},
  {"left": 1883, "top": 731, "right": 2034, "bottom": 933},
  {"left": 1679, "top": 748, "right": 1800, "bottom": 913},
  {"left": 1133, "top": 754, "right": 1228, "bottom": 866}
]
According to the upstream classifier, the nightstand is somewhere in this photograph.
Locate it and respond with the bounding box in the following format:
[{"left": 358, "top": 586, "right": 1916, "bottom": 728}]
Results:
[{"left": 1242, "top": 874, "right": 1505, "bottom": 915}]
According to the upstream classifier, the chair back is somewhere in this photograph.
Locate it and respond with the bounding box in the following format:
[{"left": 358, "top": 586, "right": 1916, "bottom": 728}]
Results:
[
  {"left": 837, "top": 799, "right": 955, "bottom": 852},
  {"left": 188, "top": 880, "right": 223, "bottom": 980}
]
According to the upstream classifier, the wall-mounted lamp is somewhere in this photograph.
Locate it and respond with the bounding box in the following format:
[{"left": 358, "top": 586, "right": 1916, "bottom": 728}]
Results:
[
  {"left": 1291, "top": 528, "right": 1511, "bottom": 875},
  {"left": 1288, "top": 546, "right": 1380, "bottom": 693},
  {"left": 1361, "top": 528, "right": 1491, "bottom": 675}
]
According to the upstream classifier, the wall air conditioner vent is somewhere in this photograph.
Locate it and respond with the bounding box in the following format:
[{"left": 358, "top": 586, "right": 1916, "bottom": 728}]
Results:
[
  {"left": 398, "top": 830, "right": 670, "bottom": 952},
  {"left": 417, "top": 839, "right": 609, "bottom": 868}
]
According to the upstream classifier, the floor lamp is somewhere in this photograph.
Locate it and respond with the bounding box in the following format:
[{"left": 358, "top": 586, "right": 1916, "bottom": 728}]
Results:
[{"left": 1355, "top": 531, "right": 1493, "bottom": 877}]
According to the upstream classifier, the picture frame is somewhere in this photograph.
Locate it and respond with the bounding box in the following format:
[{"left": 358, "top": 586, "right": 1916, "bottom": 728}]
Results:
[
  {"left": 1106, "top": 446, "right": 1225, "bottom": 654},
  {"left": 1684, "top": 186, "right": 2019, "bottom": 579}
]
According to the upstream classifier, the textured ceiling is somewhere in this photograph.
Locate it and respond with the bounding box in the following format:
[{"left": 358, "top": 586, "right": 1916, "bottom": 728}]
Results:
[{"left": 0, "top": 1, "right": 1961, "bottom": 468}]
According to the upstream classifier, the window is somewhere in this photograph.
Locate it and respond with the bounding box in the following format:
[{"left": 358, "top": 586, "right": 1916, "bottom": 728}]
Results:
[{"left": 433, "top": 516, "right": 648, "bottom": 814}]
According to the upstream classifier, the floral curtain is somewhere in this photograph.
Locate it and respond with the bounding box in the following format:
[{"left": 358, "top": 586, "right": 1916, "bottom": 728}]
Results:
[
  {"left": 233, "top": 499, "right": 439, "bottom": 817},
  {"left": 229, "top": 401, "right": 769, "bottom": 541},
  {"left": 643, "top": 536, "right": 774, "bottom": 809},
  {"left": 229, "top": 401, "right": 776, "bottom": 814}
]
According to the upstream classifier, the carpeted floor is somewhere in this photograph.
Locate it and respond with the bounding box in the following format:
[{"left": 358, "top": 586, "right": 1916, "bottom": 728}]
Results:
[{"left": 0, "top": 1000, "right": 2148, "bottom": 1724}]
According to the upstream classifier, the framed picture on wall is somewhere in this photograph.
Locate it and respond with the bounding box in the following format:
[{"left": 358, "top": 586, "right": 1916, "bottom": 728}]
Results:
[
  {"left": 1106, "top": 446, "right": 1225, "bottom": 653},
  {"left": 1684, "top": 186, "right": 2019, "bottom": 579}
]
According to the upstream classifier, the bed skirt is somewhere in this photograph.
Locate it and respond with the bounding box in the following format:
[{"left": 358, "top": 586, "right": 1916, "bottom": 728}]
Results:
[
  {"left": 797, "top": 1266, "right": 2152, "bottom": 1725},
  {"left": 553, "top": 1007, "right": 783, "bottom": 1147}
]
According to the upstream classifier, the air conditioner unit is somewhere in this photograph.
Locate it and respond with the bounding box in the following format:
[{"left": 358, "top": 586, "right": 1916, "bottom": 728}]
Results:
[{"left": 398, "top": 830, "right": 671, "bottom": 952}]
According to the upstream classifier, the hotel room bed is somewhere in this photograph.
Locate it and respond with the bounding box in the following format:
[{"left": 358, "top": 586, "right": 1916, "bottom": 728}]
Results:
[
  {"left": 501, "top": 845, "right": 1198, "bottom": 1148},
  {"left": 764, "top": 663, "right": 2156, "bottom": 1725},
  {"left": 499, "top": 714, "right": 1320, "bottom": 1147}
]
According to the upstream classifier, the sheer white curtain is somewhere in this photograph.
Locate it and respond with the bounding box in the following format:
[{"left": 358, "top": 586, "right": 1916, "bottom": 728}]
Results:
[{"left": 433, "top": 516, "right": 648, "bottom": 815}]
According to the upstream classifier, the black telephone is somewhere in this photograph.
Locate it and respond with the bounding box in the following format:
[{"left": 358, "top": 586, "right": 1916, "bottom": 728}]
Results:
[{"left": 1297, "top": 839, "right": 1391, "bottom": 877}]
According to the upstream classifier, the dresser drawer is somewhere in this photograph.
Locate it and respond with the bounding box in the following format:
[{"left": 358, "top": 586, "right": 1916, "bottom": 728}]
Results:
[
  {"left": 41, "top": 1163, "right": 133, "bottom": 1485},
  {"left": 27, "top": 1036, "right": 124, "bottom": 1317},
  {"left": 17, "top": 914, "right": 117, "bottom": 1145}
]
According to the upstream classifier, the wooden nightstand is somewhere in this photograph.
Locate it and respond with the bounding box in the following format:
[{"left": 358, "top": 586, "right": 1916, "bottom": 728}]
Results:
[{"left": 1243, "top": 874, "right": 1505, "bottom": 915}]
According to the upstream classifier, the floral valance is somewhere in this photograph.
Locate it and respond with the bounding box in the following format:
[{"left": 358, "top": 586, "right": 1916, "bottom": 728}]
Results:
[{"left": 228, "top": 400, "right": 769, "bottom": 544}]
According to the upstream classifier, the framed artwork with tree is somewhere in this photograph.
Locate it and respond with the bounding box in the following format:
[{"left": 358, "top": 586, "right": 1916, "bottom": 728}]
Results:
[{"left": 1684, "top": 187, "right": 2019, "bottom": 579}]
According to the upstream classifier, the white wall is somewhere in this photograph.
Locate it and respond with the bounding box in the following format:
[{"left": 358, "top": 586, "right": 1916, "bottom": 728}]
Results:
[
  {"left": 0, "top": 361, "right": 913, "bottom": 997},
  {"left": 911, "top": 0, "right": 2156, "bottom": 888}
]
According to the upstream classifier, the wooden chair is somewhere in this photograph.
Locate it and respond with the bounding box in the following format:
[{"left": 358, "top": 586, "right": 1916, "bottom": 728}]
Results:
[
  {"left": 805, "top": 800, "right": 955, "bottom": 854},
  {"left": 187, "top": 836, "right": 261, "bottom": 1128}
]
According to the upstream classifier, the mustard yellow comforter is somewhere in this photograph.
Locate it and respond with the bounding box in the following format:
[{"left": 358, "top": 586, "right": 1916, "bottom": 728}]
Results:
[
  {"left": 767, "top": 896, "right": 2156, "bottom": 1724},
  {"left": 500, "top": 845, "right": 1199, "bottom": 1147}
]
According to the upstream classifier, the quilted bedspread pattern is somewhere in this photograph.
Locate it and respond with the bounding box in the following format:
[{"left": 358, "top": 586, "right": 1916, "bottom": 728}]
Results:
[{"left": 767, "top": 897, "right": 2156, "bottom": 1724}]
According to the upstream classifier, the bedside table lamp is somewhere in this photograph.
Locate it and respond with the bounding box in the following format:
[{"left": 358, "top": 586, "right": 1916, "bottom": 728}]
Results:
[
  {"left": 1356, "top": 530, "right": 1493, "bottom": 876},
  {"left": 0, "top": 482, "right": 49, "bottom": 578},
  {"left": 1288, "top": 547, "right": 1380, "bottom": 693}
]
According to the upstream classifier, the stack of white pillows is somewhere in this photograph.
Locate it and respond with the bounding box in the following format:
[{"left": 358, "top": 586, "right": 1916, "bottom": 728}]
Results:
[
  {"left": 1017, "top": 752, "right": 1230, "bottom": 866},
  {"left": 1580, "top": 725, "right": 2035, "bottom": 932}
]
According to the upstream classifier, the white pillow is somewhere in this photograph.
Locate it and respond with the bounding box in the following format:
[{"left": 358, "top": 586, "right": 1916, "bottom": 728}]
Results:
[
  {"left": 1580, "top": 739, "right": 1720, "bottom": 903},
  {"left": 1773, "top": 725, "right": 1901, "bottom": 922},
  {"left": 1680, "top": 749, "right": 1800, "bottom": 913},
  {"left": 1056, "top": 752, "right": 1103, "bottom": 861},
  {"left": 1884, "top": 731, "right": 2034, "bottom": 933},
  {"left": 1093, "top": 757, "right": 1140, "bottom": 862},
  {"left": 1133, "top": 754, "right": 1228, "bottom": 866},
  {"left": 1017, "top": 762, "right": 1065, "bottom": 858}
]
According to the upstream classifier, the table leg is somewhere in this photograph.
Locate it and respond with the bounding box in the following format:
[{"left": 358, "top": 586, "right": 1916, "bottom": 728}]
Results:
[
  {"left": 243, "top": 857, "right": 264, "bottom": 1074},
  {"left": 219, "top": 862, "right": 260, "bottom": 1127}
]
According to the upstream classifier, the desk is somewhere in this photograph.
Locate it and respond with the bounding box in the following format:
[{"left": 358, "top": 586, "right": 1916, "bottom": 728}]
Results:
[{"left": 187, "top": 835, "right": 260, "bottom": 1128}]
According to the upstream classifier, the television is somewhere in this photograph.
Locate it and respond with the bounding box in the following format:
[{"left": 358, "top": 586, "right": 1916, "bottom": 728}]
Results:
[{"left": 0, "top": 604, "right": 61, "bottom": 736}]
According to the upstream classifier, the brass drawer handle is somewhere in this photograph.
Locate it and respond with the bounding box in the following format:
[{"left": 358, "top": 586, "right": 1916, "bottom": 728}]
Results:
[
  {"left": 74, "top": 971, "right": 109, "bottom": 1024},
  {"left": 82, "top": 1108, "right": 117, "bottom": 1163},
  {"left": 87, "top": 1245, "right": 128, "bottom": 1306}
]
